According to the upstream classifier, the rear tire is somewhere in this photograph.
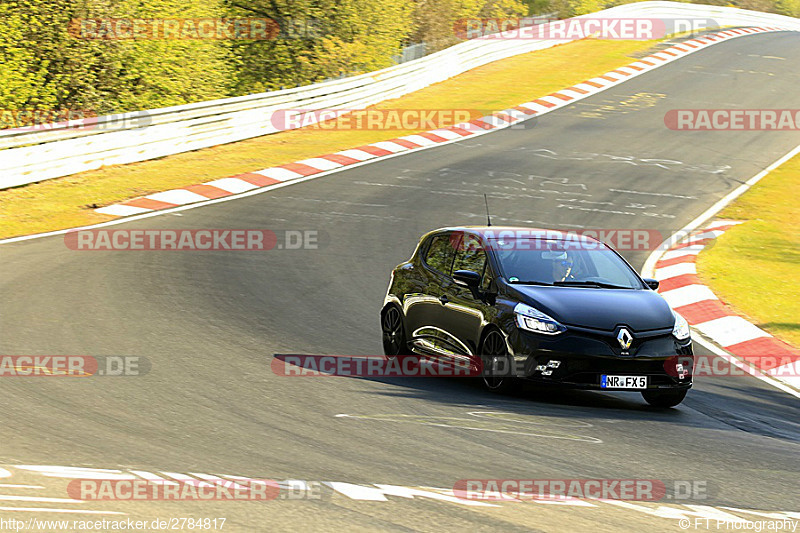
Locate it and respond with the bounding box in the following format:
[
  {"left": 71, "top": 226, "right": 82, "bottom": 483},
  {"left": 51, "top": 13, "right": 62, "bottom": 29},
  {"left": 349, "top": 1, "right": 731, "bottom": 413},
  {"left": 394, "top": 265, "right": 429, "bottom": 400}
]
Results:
[
  {"left": 642, "top": 388, "right": 687, "bottom": 408},
  {"left": 479, "top": 330, "right": 518, "bottom": 394},
  {"left": 381, "top": 306, "right": 408, "bottom": 357}
]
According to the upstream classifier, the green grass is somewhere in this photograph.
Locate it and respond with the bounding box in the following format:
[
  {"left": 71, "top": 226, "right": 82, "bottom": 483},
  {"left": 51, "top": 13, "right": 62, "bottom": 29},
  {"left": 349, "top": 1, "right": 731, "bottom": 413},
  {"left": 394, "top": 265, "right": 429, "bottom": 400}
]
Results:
[
  {"left": 697, "top": 153, "right": 800, "bottom": 348},
  {"left": 0, "top": 38, "right": 663, "bottom": 239}
]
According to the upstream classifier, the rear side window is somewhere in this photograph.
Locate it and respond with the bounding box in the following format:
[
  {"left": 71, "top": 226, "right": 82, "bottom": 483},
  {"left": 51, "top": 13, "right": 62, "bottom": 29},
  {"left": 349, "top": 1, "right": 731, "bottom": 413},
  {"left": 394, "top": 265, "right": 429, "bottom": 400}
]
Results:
[{"left": 424, "top": 234, "right": 457, "bottom": 276}]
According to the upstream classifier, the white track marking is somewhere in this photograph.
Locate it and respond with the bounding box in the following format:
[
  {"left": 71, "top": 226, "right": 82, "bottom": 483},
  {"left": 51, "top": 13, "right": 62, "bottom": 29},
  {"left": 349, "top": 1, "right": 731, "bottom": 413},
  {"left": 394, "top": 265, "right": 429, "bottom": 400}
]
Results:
[
  {"left": 146, "top": 189, "right": 209, "bottom": 205},
  {"left": 538, "top": 95, "right": 570, "bottom": 106},
  {"left": 13, "top": 466, "right": 134, "bottom": 480},
  {"left": 129, "top": 470, "right": 178, "bottom": 485},
  {"left": 256, "top": 167, "right": 302, "bottom": 181},
  {"left": 479, "top": 116, "right": 509, "bottom": 127},
  {"left": 371, "top": 141, "right": 410, "bottom": 153},
  {"left": 517, "top": 102, "right": 552, "bottom": 113},
  {"left": 659, "top": 285, "right": 718, "bottom": 308},
  {"left": 0, "top": 495, "right": 82, "bottom": 503},
  {"left": 95, "top": 205, "right": 151, "bottom": 217},
  {"left": 427, "top": 129, "right": 464, "bottom": 140},
  {"left": 686, "top": 229, "right": 726, "bottom": 241},
  {"left": 320, "top": 482, "right": 496, "bottom": 507},
  {"left": 0, "top": 507, "right": 124, "bottom": 514},
  {"left": 205, "top": 178, "right": 259, "bottom": 194},
  {"left": 658, "top": 245, "right": 706, "bottom": 260},
  {"left": 654, "top": 263, "right": 697, "bottom": 280},
  {"left": 335, "top": 149, "right": 377, "bottom": 161},
  {"left": 694, "top": 316, "right": 771, "bottom": 347},
  {"left": 705, "top": 219, "right": 744, "bottom": 231},
  {"left": 160, "top": 472, "right": 211, "bottom": 486},
  {"left": 767, "top": 363, "right": 800, "bottom": 389},
  {"left": 191, "top": 474, "right": 250, "bottom": 490},
  {"left": 399, "top": 134, "right": 439, "bottom": 146},
  {"left": 296, "top": 157, "right": 342, "bottom": 170}
]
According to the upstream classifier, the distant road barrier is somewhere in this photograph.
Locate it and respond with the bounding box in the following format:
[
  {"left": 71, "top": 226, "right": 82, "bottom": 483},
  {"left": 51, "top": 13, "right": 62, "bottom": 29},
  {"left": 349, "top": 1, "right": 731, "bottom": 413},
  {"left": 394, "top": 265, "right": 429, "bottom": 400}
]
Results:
[{"left": 1, "top": 2, "right": 799, "bottom": 190}]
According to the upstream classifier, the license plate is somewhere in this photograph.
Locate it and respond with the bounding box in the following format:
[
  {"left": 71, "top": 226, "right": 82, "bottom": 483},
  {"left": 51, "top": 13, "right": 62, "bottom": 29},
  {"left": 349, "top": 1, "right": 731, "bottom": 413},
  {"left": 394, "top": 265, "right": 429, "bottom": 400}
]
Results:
[{"left": 601, "top": 375, "right": 647, "bottom": 389}]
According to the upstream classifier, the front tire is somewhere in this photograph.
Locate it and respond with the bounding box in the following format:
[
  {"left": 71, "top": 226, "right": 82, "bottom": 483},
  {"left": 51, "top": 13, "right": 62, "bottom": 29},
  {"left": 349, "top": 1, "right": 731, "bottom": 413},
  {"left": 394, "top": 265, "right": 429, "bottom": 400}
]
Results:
[
  {"left": 642, "top": 388, "right": 687, "bottom": 408},
  {"left": 381, "top": 306, "right": 408, "bottom": 357},
  {"left": 479, "top": 330, "right": 518, "bottom": 394}
]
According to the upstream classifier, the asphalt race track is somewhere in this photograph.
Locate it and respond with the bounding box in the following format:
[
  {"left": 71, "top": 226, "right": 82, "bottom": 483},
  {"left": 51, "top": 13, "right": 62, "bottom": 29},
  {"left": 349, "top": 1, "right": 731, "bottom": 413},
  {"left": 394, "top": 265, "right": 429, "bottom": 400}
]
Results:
[{"left": 1, "top": 32, "right": 799, "bottom": 531}]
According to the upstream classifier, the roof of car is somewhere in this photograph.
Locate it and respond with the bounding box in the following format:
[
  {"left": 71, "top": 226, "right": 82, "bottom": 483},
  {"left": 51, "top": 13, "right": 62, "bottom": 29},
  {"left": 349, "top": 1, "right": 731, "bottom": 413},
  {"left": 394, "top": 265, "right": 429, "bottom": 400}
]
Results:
[{"left": 431, "top": 226, "right": 602, "bottom": 243}]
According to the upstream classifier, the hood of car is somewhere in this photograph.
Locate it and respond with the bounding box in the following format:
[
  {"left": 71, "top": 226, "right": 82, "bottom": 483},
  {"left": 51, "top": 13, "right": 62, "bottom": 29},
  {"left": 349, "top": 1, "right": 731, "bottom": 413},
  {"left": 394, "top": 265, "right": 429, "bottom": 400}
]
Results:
[{"left": 511, "top": 285, "right": 674, "bottom": 332}]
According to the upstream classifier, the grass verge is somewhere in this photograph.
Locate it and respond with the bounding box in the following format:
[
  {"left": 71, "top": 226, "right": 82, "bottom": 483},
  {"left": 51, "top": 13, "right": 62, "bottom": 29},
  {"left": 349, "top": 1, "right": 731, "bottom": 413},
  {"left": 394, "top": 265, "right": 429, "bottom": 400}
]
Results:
[
  {"left": 0, "top": 38, "right": 664, "bottom": 239},
  {"left": 697, "top": 152, "right": 800, "bottom": 348}
]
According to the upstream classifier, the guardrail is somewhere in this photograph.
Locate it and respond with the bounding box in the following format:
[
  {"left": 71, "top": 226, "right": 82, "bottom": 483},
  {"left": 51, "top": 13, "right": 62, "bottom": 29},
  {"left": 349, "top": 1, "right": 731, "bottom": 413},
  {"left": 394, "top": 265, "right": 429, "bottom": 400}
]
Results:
[{"left": 2, "top": 1, "right": 799, "bottom": 190}]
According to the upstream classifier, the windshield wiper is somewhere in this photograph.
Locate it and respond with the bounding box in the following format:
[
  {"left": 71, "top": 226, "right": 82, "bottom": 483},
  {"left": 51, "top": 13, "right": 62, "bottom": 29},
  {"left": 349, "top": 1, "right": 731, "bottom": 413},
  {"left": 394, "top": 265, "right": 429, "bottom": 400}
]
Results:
[
  {"left": 553, "top": 280, "right": 632, "bottom": 289},
  {"left": 508, "top": 280, "right": 553, "bottom": 286}
]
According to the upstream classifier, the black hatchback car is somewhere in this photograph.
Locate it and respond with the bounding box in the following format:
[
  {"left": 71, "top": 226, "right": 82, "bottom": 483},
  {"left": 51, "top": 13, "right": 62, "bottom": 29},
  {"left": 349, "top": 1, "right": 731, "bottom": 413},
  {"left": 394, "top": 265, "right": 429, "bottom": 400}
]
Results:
[{"left": 381, "top": 226, "right": 693, "bottom": 407}]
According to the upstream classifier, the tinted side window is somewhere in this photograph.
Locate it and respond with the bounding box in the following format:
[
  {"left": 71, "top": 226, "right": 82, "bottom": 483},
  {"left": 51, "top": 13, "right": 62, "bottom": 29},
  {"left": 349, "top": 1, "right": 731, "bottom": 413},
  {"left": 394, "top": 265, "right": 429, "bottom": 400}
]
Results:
[
  {"left": 481, "top": 263, "right": 494, "bottom": 291},
  {"left": 424, "top": 234, "right": 457, "bottom": 276},
  {"left": 452, "top": 234, "right": 486, "bottom": 276}
]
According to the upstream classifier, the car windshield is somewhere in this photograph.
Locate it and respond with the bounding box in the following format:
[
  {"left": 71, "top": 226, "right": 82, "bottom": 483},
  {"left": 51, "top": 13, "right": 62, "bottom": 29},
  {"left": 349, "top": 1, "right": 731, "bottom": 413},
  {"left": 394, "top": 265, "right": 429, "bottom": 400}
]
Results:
[{"left": 489, "top": 238, "right": 644, "bottom": 289}]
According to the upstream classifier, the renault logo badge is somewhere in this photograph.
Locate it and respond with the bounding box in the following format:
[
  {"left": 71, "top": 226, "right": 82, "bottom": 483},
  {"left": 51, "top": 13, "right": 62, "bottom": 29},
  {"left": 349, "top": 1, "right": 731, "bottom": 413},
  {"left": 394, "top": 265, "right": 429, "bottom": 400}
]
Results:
[{"left": 617, "top": 328, "right": 633, "bottom": 350}]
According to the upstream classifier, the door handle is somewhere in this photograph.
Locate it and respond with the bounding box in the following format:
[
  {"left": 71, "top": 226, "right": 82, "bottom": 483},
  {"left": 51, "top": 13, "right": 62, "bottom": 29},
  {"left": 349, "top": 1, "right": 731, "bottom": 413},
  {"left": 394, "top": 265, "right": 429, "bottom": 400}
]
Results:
[{"left": 439, "top": 295, "right": 449, "bottom": 304}]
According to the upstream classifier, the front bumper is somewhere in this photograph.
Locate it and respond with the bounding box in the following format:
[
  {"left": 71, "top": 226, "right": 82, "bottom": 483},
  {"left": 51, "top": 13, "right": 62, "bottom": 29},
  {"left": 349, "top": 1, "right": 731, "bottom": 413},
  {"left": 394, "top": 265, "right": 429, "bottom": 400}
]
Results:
[{"left": 502, "top": 325, "right": 694, "bottom": 391}]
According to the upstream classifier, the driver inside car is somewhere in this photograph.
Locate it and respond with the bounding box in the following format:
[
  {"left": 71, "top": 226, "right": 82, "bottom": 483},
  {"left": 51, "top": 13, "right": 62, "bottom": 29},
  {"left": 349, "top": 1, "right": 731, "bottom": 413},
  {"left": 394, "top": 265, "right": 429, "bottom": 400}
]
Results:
[{"left": 544, "top": 250, "right": 578, "bottom": 282}]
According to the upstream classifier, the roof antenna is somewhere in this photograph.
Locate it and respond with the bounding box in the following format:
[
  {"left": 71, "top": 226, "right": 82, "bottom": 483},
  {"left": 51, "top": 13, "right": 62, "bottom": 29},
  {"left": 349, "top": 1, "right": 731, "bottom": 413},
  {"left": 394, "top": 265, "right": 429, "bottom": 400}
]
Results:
[{"left": 484, "top": 194, "right": 492, "bottom": 226}]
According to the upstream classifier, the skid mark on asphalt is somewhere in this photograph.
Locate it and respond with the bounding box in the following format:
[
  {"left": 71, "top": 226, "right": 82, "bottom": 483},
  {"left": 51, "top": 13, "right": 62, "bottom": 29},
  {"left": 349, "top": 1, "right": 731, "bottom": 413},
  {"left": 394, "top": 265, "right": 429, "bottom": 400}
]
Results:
[
  {"left": 529, "top": 149, "right": 732, "bottom": 175},
  {"left": 466, "top": 411, "right": 594, "bottom": 428},
  {"left": 267, "top": 196, "right": 390, "bottom": 208},
  {"left": 608, "top": 188, "right": 698, "bottom": 200},
  {"left": 333, "top": 412, "right": 602, "bottom": 443},
  {"left": 577, "top": 92, "right": 666, "bottom": 120}
]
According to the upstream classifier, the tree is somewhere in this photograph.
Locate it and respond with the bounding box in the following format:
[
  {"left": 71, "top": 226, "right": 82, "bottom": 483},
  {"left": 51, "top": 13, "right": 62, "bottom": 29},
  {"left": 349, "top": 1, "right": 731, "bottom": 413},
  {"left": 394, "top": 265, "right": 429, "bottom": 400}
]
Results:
[
  {"left": 409, "top": 0, "right": 527, "bottom": 52},
  {"left": 776, "top": 0, "right": 800, "bottom": 14},
  {"left": 0, "top": 0, "right": 235, "bottom": 120},
  {"left": 226, "top": 0, "right": 413, "bottom": 93}
]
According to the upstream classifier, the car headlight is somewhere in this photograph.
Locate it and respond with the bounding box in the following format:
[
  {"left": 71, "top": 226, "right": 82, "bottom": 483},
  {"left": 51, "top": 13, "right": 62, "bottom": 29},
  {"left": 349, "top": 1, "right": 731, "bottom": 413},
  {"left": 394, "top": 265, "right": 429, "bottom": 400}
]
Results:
[
  {"left": 672, "top": 310, "right": 691, "bottom": 340},
  {"left": 514, "top": 303, "right": 565, "bottom": 335}
]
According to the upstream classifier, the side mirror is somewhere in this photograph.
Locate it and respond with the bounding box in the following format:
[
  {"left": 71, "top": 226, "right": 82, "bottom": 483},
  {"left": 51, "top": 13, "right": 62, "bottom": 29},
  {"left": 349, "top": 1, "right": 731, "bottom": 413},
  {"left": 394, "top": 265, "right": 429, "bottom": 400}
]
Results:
[
  {"left": 453, "top": 270, "right": 483, "bottom": 299},
  {"left": 643, "top": 278, "right": 659, "bottom": 290}
]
